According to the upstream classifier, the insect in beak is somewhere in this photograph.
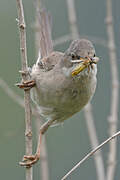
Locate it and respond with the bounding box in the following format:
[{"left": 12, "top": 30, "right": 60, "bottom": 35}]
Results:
[{"left": 71, "top": 56, "right": 99, "bottom": 76}]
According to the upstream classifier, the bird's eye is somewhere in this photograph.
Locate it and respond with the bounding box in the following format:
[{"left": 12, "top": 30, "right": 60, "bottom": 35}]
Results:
[
  {"left": 71, "top": 53, "right": 76, "bottom": 59},
  {"left": 94, "top": 54, "right": 96, "bottom": 57}
]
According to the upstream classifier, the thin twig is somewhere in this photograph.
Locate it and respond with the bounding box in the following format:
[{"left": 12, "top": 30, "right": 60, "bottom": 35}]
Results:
[
  {"left": 16, "top": 0, "right": 33, "bottom": 180},
  {"left": 53, "top": 33, "right": 108, "bottom": 47},
  {"left": 84, "top": 104, "right": 105, "bottom": 180},
  {"left": 66, "top": 0, "right": 105, "bottom": 179},
  {"left": 34, "top": 1, "right": 50, "bottom": 179},
  {"left": 0, "top": 77, "right": 41, "bottom": 118},
  {"left": 35, "top": 118, "right": 49, "bottom": 180},
  {"left": 0, "top": 77, "right": 24, "bottom": 107},
  {"left": 61, "top": 131, "right": 120, "bottom": 180},
  {"left": 105, "top": 0, "right": 119, "bottom": 179},
  {"left": 53, "top": 34, "right": 72, "bottom": 46},
  {"left": 0, "top": 77, "right": 49, "bottom": 180},
  {"left": 66, "top": 0, "right": 79, "bottom": 39}
]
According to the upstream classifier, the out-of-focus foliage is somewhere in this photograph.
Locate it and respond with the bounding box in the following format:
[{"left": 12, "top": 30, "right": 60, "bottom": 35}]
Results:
[{"left": 0, "top": 0, "right": 120, "bottom": 179}]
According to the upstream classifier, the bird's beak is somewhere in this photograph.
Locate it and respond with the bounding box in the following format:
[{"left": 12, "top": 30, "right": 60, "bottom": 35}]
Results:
[{"left": 71, "top": 56, "right": 99, "bottom": 77}]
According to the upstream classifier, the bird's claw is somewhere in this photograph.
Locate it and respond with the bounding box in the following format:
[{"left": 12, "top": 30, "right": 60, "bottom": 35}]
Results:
[
  {"left": 19, "top": 154, "right": 39, "bottom": 167},
  {"left": 16, "top": 80, "right": 36, "bottom": 90}
]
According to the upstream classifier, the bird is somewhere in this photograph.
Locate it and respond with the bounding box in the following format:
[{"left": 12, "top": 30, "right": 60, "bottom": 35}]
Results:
[{"left": 18, "top": 39, "right": 99, "bottom": 167}]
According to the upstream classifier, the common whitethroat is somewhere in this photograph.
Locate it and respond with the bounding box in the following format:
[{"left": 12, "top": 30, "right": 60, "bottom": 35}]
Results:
[{"left": 18, "top": 39, "right": 99, "bottom": 167}]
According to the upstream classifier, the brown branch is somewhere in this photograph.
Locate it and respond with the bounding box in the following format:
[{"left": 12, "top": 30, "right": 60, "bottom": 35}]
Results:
[
  {"left": 16, "top": 0, "right": 33, "bottom": 180},
  {"left": 105, "top": 0, "right": 119, "bottom": 179},
  {"left": 66, "top": 0, "right": 105, "bottom": 179},
  {"left": 0, "top": 78, "right": 49, "bottom": 180},
  {"left": 61, "top": 131, "right": 120, "bottom": 180}
]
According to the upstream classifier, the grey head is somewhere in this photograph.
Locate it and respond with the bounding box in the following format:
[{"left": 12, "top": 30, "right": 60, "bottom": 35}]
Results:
[
  {"left": 66, "top": 39, "right": 96, "bottom": 59},
  {"left": 59, "top": 39, "right": 97, "bottom": 77},
  {"left": 60, "top": 39, "right": 96, "bottom": 67}
]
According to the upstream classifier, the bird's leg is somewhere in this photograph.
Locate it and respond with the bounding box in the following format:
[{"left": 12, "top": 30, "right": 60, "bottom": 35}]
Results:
[
  {"left": 19, "top": 119, "right": 55, "bottom": 167},
  {"left": 16, "top": 69, "right": 36, "bottom": 90},
  {"left": 16, "top": 80, "right": 36, "bottom": 90}
]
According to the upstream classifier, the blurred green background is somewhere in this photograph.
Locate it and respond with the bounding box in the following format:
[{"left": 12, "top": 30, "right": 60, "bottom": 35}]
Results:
[{"left": 0, "top": 0, "right": 120, "bottom": 179}]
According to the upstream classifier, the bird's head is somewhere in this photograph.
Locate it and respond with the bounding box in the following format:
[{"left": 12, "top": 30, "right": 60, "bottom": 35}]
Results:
[{"left": 62, "top": 39, "right": 99, "bottom": 77}]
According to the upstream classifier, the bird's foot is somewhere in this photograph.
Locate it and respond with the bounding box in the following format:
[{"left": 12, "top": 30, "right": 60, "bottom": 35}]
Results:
[
  {"left": 16, "top": 80, "right": 36, "bottom": 90},
  {"left": 19, "top": 154, "right": 39, "bottom": 167}
]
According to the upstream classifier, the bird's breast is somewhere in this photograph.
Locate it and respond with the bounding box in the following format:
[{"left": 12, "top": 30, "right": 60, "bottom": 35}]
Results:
[{"left": 31, "top": 65, "right": 97, "bottom": 122}]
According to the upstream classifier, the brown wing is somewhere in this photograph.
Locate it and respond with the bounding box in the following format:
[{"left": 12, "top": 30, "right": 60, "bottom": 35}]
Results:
[{"left": 40, "top": 51, "right": 64, "bottom": 71}]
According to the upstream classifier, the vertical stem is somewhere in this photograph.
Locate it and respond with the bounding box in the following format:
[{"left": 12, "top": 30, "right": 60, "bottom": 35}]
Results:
[
  {"left": 106, "top": 0, "right": 119, "bottom": 179},
  {"left": 84, "top": 104, "right": 105, "bottom": 180},
  {"left": 35, "top": 118, "right": 49, "bottom": 180},
  {"left": 66, "top": 0, "right": 79, "bottom": 39},
  {"left": 34, "top": 1, "right": 52, "bottom": 179},
  {"left": 16, "top": 0, "right": 33, "bottom": 180},
  {"left": 66, "top": 0, "right": 105, "bottom": 179}
]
